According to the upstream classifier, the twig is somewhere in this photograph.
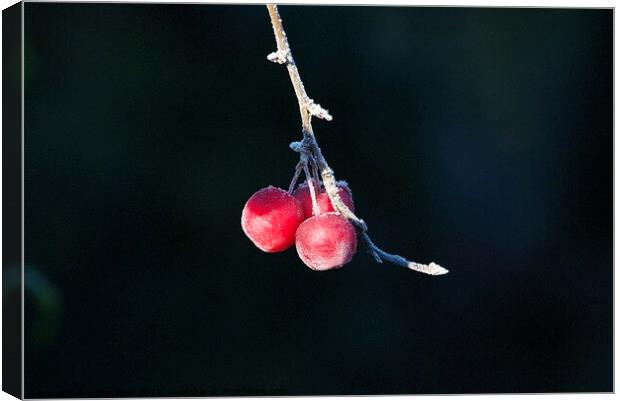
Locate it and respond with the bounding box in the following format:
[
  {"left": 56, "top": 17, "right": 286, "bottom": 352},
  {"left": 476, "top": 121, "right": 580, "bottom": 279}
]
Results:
[
  {"left": 266, "top": 4, "right": 332, "bottom": 129},
  {"left": 266, "top": 4, "right": 448, "bottom": 276}
]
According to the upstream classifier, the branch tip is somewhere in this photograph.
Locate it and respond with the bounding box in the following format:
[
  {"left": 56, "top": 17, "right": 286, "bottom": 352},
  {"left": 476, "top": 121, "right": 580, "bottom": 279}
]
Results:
[{"left": 408, "top": 261, "right": 449, "bottom": 276}]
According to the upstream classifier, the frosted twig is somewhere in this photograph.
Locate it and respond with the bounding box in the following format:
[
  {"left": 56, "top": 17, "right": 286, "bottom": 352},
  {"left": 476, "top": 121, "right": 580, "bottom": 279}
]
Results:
[
  {"left": 360, "top": 232, "right": 448, "bottom": 275},
  {"left": 266, "top": 4, "right": 448, "bottom": 276}
]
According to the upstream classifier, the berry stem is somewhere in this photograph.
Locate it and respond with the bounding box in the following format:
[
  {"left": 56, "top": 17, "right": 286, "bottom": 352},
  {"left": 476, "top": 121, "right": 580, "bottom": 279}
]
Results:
[
  {"left": 288, "top": 160, "right": 304, "bottom": 194},
  {"left": 302, "top": 160, "right": 320, "bottom": 215},
  {"left": 266, "top": 4, "right": 448, "bottom": 276}
]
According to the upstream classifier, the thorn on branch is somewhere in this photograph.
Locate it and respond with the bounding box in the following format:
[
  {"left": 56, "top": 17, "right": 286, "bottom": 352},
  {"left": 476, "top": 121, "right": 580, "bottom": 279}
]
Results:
[
  {"left": 307, "top": 99, "right": 333, "bottom": 121},
  {"left": 289, "top": 141, "right": 303, "bottom": 152},
  {"left": 267, "top": 50, "right": 289, "bottom": 64}
]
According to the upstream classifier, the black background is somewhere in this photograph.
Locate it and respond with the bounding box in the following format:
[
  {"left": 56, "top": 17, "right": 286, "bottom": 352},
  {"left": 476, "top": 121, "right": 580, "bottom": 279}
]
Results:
[{"left": 23, "top": 4, "right": 612, "bottom": 396}]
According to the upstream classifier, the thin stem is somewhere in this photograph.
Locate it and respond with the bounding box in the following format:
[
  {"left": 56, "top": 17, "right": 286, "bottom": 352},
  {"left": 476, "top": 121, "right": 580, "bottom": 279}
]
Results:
[
  {"left": 267, "top": 4, "right": 448, "bottom": 276},
  {"left": 303, "top": 162, "right": 320, "bottom": 215},
  {"left": 310, "top": 155, "right": 320, "bottom": 184},
  {"left": 288, "top": 160, "right": 304, "bottom": 194}
]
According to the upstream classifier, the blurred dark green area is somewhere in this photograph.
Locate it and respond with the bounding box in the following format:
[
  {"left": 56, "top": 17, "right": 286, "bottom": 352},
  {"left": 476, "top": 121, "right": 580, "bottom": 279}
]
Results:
[{"left": 22, "top": 3, "right": 611, "bottom": 397}]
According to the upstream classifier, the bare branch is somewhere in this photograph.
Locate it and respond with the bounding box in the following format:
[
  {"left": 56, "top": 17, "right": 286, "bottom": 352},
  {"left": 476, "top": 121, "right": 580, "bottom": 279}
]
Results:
[{"left": 266, "top": 4, "right": 447, "bottom": 276}]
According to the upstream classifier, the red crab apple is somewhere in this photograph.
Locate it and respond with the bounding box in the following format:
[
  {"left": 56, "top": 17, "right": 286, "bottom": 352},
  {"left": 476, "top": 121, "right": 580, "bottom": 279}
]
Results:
[
  {"left": 293, "top": 180, "right": 354, "bottom": 218},
  {"left": 241, "top": 186, "right": 305, "bottom": 252},
  {"left": 295, "top": 213, "right": 357, "bottom": 271}
]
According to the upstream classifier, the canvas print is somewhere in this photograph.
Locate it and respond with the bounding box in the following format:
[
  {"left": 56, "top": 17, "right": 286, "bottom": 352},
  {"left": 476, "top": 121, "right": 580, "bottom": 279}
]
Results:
[{"left": 2, "top": 2, "right": 613, "bottom": 398}]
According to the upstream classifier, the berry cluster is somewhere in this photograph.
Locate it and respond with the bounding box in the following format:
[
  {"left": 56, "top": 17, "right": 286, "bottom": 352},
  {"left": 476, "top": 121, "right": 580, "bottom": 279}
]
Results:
[{"left": 241, "top": 181, "right": 357, "bottom": 271}]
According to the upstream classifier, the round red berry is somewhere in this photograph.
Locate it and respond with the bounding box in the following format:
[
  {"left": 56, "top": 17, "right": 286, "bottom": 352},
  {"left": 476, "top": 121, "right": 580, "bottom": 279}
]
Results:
[
  {"left": 293, "top": 181, "right": 354, "bottom": 218},
  {"left": 241, "top": 186, "right": 305, "bottom": 253},
  {"left": 295, "top": 213, "right": 357, "bottom": 271}
]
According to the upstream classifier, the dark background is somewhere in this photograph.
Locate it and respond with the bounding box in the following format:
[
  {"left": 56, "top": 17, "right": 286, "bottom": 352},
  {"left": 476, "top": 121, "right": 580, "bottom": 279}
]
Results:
[{"left": 22, "top": 3, "right": 612, "bottom": 397}]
